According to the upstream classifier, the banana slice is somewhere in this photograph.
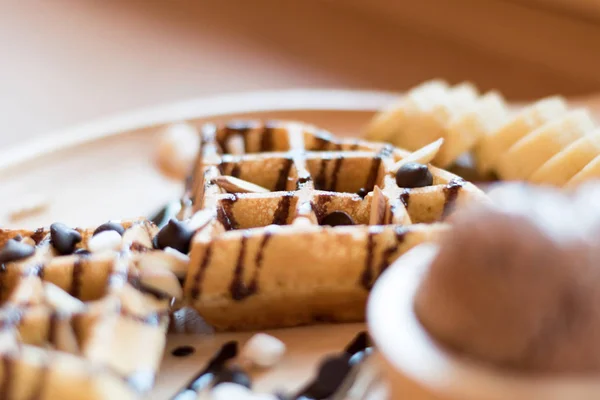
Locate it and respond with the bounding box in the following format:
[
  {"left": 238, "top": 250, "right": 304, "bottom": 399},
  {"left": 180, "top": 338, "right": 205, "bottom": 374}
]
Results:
[
  {"left": 400, "top": 83, "right": 479, "bottom": 154},
  {"left": 529, "top": 130, "right": 600, "bottom": 186},
  {"left": 437, "top": 91, "right": 509, "bottom": 167},
  {"left": 496, "top": 109, "right": 595, "bottom": 180},
  {"left": 567, "top": 154, "right": 600, "bottom": 188},
  {"left": 474, "top": 96, "right": 568, "bottom": 174},
  {"left": 365, "top": 80, "right": 449, "bottom": 142}
]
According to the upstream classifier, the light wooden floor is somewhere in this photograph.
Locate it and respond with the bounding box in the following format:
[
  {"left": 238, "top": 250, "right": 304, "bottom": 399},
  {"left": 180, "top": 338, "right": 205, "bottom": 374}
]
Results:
[{"left": 1, "top": 0, "right": 600, "bottom": 147}]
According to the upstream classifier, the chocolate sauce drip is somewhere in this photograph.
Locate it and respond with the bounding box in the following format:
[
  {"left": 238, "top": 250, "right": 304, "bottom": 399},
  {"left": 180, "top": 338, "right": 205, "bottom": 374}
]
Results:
[
  {"left": 315, "top": 159, "right": 328, "bottom": 190},
  {"left": 171, "top": 345, "right": 195, "bottom": 357},
  {"left": 70, "top": 258, "right": 83, "bottom": 299},
  {"left": 360, "top": 229, "right": 378, "bottom": 290},
  {"left": 311, "top": 194, "right": 332, "bottom": 223},
  {"left": 291, "top": 331, "right": 371, "bottom": 400},
  {"left": 247, "top": 232, "right": 272, "bottom": 296},
  {"left": 223, "top": 122, "right": 250, "bottom": 153},
  {"left": 1, "top": 356, "right": 13, "bottom": 399},
  {"left": 190, "top": 243, "right": 213, "bottom": 300},
  {"left": 330, "top": 157, "right": 344, "bottom": 191},
  {"left": 230, "top": 235, "right": 250, "bottom": 301},
  {"left": 217, "top": 195, "right": 238, "bottom": 230},
  {"left": 442, "top": 178, "right": 465, "bottom": 219},
  {"left": 296, "top": 176, "right": 312, "bottom": 190},
  {"left": 399, "top": 189, "right": 410, "bottom": 208},
  {"left": 261, "top": 125, "right": 275, "bottom": 152},
  {"left": 273, "top": 193, "right": 293, "bottom": 226},
  {"left": 378, "top": 227, "right": 407, "bottom": 275},
  {"left": 171, "top": 341, "right": 239, "bottom": 399},
  {"left": 230, "top": 164, "right": 241, "bottom": 178},
  {"left": 350, "top": 142, "right": 360, "bottom": 151},
  {"left": 30, "top": 228, "right": 46, "bottom": 245},
  {"left": 275, "top": 158, "right": 293, "bottom": 191},
  {"left": 365, "top": 157, "right": 382, "bottom": 192}
]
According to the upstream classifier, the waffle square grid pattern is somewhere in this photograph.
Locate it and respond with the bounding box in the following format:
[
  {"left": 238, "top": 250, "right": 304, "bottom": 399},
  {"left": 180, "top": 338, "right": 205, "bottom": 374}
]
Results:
[
  {"left": 0, "top": 221, "right": 170, "bottom": 400},
  {"left": 182, "top": 121, "right": 486, "bottom": 330}
]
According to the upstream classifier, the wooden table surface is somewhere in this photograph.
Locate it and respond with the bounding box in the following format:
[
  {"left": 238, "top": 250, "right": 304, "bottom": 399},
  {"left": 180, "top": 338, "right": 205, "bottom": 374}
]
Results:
[{"left": 2, "top": 0, "right": 600, "bottom": 149}]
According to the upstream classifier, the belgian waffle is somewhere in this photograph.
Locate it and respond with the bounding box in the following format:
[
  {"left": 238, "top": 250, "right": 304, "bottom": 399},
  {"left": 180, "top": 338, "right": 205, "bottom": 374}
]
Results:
[
  {"left": 182, "top": 120, "right": 487, "bottom": 331},
  {"left": 0, "top": 220, "right": 175, "bottom": 399}
]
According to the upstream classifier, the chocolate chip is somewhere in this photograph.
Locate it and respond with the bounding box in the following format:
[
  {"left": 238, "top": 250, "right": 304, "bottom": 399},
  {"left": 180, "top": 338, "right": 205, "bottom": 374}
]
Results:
[
  {"left": 300, "top": 355, "right": 351, "bottom": 399},
  {"left": 93, "top": 221, "right": 125, "bottom": 236},
  {"left": 356, "top": 188, "right": 368, "bottom": 199},
  {"left": 320, "top": 211, "right": 355, "bottom": 227},
  {"left": 212, "top": 366, "right": 252, "bottom": 389},
  {"left": 0, "top": 239, "right": 35, "bottom": 264},
  {"left": 153, "top": 219, "right": 195, "bottom": 254},
  {"left": 395, "top": 162, "right": 433, "bottom": 188},
  {"left": 171, "top": 345, "right": 195, "bottom": 357},
  {"left": 50, "top": 223, "right": 82, "bottom": 255}
]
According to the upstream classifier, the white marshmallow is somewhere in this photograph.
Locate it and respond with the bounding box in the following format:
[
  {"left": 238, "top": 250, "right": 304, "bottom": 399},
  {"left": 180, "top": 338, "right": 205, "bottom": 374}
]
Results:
[
  {"left": 210, "top": 383, "right": 253, "bottom": 400},
  {"left": 241, "top": 333, "right": 286, "bottom": 368},
  {"left": 88, "top": 230, "right": 122, "bottom": 253}
]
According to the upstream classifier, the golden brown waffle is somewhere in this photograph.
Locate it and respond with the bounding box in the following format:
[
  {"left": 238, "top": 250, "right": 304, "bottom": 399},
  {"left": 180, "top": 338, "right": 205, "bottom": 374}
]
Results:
[
  {"left": 0, "top": 220, "right": 173, "bottom": 400},
  {"left": 182, "top": 120, "right": 487, "bottom": 331}
]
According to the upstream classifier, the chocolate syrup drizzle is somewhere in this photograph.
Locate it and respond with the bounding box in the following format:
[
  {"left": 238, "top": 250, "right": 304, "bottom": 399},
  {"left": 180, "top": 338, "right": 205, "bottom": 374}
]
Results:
[
  {"left": 290, "top": 331, "right": 371, "bottom": 400},
  {"left": 273, "top": 193, "right": 293, "bottom": 225},
  {"left": 442, "top": 178, "right": 465, "bottom": 219},
  {"left": 171, "top": 341, "right": 241, "bottom": 400},
  {"left": 190, "top": 243, "right": 213, "bottom": 300},
  {"left": 230, "top": 234, "right": 250, "bottom": 300},
  {"left": 275, "top": 159, "right": 293, "bottom": 191},
  {"left": 315, "top": 158, "right": 329, "bottom": 190},
  {"left": 399, "top": 189, "right": 411, "bottom": 208},
  {"left": 261, "top": 125, "right": 275, "bottom": 152},
  {"left": 365, "top": 156, "right": 382, "bottom": 192},
  {"left": 70, "top": 258, "right": 84, "bottom": 299},
  {"left": 330, "top": 157, "right": 344, "bottom": 192},
  {"left": 360, "top": 229, "right": 378, "bottom": 290},
  {"left": 217, "top": 194, "right": 238, "bottom": 230}
]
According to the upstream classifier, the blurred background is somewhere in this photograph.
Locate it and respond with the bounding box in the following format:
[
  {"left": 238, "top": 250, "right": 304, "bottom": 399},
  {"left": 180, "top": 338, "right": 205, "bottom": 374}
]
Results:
[{"left": 1, "top": 0, "right": 600, "bottom": 147}]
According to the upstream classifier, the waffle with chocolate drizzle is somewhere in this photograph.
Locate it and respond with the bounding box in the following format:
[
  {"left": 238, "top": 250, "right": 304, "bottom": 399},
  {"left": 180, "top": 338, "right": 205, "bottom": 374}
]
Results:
[
  {"left": 0, "top": 219, "right": 177, "bottom": 400},
  {"left": 182, "top": 120, "right": 488, "bottom": 331}
]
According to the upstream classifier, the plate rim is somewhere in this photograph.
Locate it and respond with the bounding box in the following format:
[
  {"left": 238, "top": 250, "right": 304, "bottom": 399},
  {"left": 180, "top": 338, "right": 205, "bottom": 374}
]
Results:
[{"left": 0, "top": 89, "right": 398, "bottom": 172}]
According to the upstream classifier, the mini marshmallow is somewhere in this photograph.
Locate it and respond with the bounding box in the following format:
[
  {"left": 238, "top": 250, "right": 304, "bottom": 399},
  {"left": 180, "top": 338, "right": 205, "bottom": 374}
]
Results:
[
  {"left": 241, "top": 333, "right": 286, "bottom": 368},
  {"left": 88, "top": 230, "right": 122, "bottom": 253},
  {"left": 210, "top": 383, "right": 253, "bottom": 400}
]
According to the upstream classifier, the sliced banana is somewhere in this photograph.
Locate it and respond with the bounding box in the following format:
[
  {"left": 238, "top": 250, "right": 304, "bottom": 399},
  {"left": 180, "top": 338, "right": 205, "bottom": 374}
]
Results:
[
  {"left": 438, "top": 91, "right": 509, "bottom": 167},
  {"left": 496, "top": 109, "right": 596, "bottom": 180},
  {"left": 474, "top": 96, "right": 568, "bottom": 174},
  {"left": 567, "top": 154, "right": 600, "bottom": 188},
  {"left": 364, "top": 80, "right": 450, "bottom": 143},
  {"left": 530, "top": 130, "right": 600, "bottom": 186}
]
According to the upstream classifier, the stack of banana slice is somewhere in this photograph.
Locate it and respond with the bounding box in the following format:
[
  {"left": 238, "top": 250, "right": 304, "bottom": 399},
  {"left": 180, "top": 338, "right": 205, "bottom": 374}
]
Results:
[{"left": 366, "top": 80, "right": 600, "bottom": 188}]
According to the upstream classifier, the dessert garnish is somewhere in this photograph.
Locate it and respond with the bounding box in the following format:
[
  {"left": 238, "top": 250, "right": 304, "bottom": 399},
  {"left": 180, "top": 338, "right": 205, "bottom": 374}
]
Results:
[
  {"left": 172, "top": 345, "right": 196, "bottom": 357},
  {"left": 94, "top": 220, "right": 126, "bottom": 236},
  {"left": 394, "top": 162, "right": 433, "bottom": 188},
  {"left": 415, "top": 183, "right": 600, "bottom": 372},
  {"left": 49, "top": 222, "right": 82, "bottom": 255},
  {"left": 0, "top": 238, "right": 35, "bottom": 263},
  {"left": 154, "top": 218, "right": 195, "bottom": 253},
  {"left": 240, "top": 333, "right": 286, "bottom": 368},
  {"left": 367, "top": 79, "right": 600, "bottom": 187}
]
